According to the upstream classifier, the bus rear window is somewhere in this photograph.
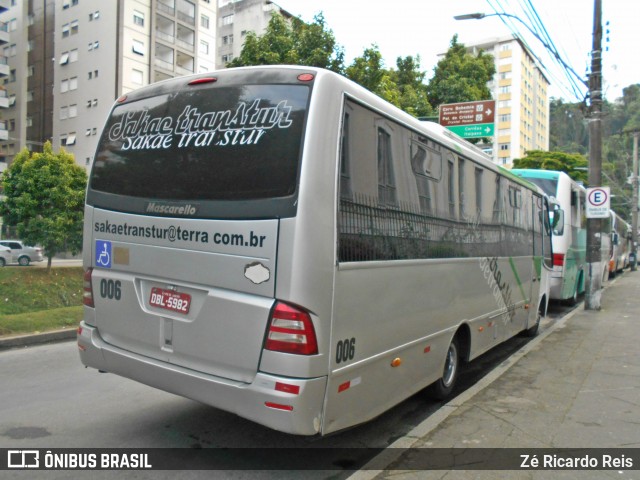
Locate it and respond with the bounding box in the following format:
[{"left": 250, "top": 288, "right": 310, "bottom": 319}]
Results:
[{"left": 90, "top": 84, "right": 309, "bottom": 201}]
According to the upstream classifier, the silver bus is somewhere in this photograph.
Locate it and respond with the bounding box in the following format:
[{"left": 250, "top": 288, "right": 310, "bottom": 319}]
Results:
[{"left": 78, "top": 66, "right": 553, "bottom": 435}]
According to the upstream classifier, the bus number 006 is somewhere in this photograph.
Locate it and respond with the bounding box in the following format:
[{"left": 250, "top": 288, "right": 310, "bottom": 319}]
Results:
[{"left": 336, "top": 338, "right": 356, "bottom": 364}]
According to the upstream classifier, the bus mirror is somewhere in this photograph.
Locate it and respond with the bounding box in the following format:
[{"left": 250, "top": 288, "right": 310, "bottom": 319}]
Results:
[
  {"left": 550, "top": 209, "right": 564, "bottom": 235},
  {"left": 612, "top": 232, "right": 619, "bottom": 246}
]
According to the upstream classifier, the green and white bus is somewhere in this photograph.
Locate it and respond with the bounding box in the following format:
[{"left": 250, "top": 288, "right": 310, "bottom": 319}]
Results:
[
  {"left": 79, "top": 66, "right": 553, "bottom": 435},
  {"left": 512, "top": 169, "right": 586, "bottom": 304}
]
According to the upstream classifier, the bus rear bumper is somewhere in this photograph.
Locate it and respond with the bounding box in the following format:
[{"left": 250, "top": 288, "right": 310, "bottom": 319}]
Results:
[{"left": 77, "top": 321, "right": 326, "bottom": 436}]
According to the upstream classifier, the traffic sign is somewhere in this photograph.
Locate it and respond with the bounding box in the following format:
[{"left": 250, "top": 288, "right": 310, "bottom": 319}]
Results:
[
  {"left": 586, "top": 186, "right": 610, "bottom": 219},
  {"left": 447, "top": 123, "right": 495, "bottom": 138},
  {"left": 439, "top": 100, "right": 496, "bottom": 139}
]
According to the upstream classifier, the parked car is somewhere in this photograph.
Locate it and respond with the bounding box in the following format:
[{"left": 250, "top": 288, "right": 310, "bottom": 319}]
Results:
[
  {"left": 0, "top": 240, "right": 44, "bottom": 266},
  {"left": 0, "top": 245, "right": 10, "bottom": 267}
]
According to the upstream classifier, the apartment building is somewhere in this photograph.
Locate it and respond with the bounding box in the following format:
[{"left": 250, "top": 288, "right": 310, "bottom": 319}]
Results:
[
  {"left": 0, "top": 0, "right": 217, "bottom": 170},
  {"left": 463, "top": 35, "right": 550, "bottom": 166},
  {"left": 216, "top": 0, "right": 291, "bottom": 69},
  {"left": 0, "top": 0, "right": 295, "bottom": 170}
]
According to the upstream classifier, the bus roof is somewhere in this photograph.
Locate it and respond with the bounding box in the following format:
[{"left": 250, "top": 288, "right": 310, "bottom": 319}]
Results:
[{"left": 511, "top": 169, "right": 562, "bottom": 181}]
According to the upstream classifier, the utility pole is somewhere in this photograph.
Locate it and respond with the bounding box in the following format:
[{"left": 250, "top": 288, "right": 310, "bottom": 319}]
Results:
[
  {"left": 585, "top": 0, "right": 603, "bottom": 310},
  {"left": 632, "top": 131, "right": 639, "bottom": 271}
]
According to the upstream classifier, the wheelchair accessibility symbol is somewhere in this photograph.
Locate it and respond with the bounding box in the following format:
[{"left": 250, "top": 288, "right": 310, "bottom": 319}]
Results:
[{"left": 96, "top": 240, "right": 112, "bottom": 268}]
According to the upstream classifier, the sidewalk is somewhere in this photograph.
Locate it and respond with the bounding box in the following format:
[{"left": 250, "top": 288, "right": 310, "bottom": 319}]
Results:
[{"left": 352, "top": 272, "right": 640, "bottom": 479}]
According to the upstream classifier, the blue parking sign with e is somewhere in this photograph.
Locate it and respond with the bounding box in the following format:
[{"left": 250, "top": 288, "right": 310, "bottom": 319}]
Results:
[{"left": 95, "top": 240, "right": 112, "bottom": 268}]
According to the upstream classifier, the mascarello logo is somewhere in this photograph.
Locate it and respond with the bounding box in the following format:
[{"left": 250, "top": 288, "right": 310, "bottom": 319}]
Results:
[{"left": 145, "top": 202, "right": 198, "bottom": 216}]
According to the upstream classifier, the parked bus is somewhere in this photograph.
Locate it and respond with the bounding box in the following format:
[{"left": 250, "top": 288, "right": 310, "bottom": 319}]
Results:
[
  {"left": 607, "top": 211, "right": 631, "bottom": 276},
  {"left": 512, "top": 169, "right": 586, "bottom": 304},
  {"left": 79, "top": 66, "right": 553, "bottom": 435}
]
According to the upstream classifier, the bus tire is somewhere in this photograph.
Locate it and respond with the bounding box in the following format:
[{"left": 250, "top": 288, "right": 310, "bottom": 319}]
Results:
[
  {"left": 523, "top": 307, "right": 542, "bottom": 337},
  {"left": 566, "top": 274, "right": 582, "bottom": 306},
  {"left": 429, "top": 336, "right": 461, "bottom": 400}
]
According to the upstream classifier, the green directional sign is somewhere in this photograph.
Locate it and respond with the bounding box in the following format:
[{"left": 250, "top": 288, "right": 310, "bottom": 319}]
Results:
[{"left": 446, "top": 123, "right": 495, "bottom": 139}]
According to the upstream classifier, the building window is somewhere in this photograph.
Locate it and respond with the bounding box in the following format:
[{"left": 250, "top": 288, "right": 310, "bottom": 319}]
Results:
[
  {"left": 223, "top": 35, "right": 233, "bottom": 45},
  {"left": 70, "top": 20, "right": 79, "bottom": 35},
  {"left": 59, "top": 52, "right": 70, "bottom": 65},
  {"left": 222, "top": 14, "right": 234, "bottom": 26},
  {"left": 200, "top": 14, "right": 209, "bottom": 29},
  {"left": 60, "top": 106, "right": 68, "bottom": 120},
  {"left": 27, "top": 66, "right": 35, "bottom": 77},
  {"left": 92, "top": 98, "right": 98, "bottom": 107},
  {"left": 8, "top": 19, "right": 17, "bottom": 31},
  {"left": 69, "top": 104, "right": 77, "bottom": 118},
  {"left": 66, "top": 133, "right": 77, "bottom": 146},
  {"left": 199, "top": 40, "right": 209, "bottom": 54},
  {"left": 70, "top": 49, "right": 78, "bottom": 62},
  {"left": 499, "top": 143, "right": 509, "bottom": 151},
  {"left": 27, "top": 91, "right": 34, "bottom": 102},
  {"left": 132, "top": 39, "right": 145, "bottom": 55},
  {"left": 133, "top": 10, "right": 144, "bottom": 26},
  {"left": 62, "top": 0, "right": 70, "bottom": 9},
  {"left": 69, "top": 76, "right": 78, "bottom": 90},
  {"left": 61, "top": 79, "right": 69, "bottom": 93},
  {"left": 62, "top": 23, "right": 69, "bottom": 38},
  {"left": 221, "top": 54, "right": 233, "bottom": 63}
]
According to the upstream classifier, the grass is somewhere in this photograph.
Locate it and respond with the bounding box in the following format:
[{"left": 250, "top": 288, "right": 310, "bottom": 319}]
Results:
[{"left": 0, "top": 267, "right": 84, "bottom": 336}]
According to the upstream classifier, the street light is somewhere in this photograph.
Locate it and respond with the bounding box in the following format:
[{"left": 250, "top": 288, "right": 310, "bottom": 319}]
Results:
[{"left": 453, "top": 12, "right": 587, "bottom": 89}]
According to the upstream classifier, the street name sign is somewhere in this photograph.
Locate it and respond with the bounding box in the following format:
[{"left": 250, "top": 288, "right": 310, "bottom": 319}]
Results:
[
  {"left": 439, "top": 100, "right": 496, "bottom": 139},
  {"left": 586, "top": 186, "right": 610, "bottom": 219}
]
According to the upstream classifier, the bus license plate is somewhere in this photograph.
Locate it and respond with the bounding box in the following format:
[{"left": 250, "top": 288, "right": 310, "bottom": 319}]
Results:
[{"left": 150, "top": 287, "right": 191, "bottom": 314}]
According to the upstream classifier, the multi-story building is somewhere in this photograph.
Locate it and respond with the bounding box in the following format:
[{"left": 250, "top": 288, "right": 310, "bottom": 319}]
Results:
[
  {"left": 216, "top": 0, "right": 291, "bottom": 69},
  {"left": 0, "top": 0, "right": 295, "bottom": 170},
  {"left": 53, "top": 0, "right": 217, "bottom": 168},
  {"left": 463, "top": 35, "right": 551, "bottom": 167}
]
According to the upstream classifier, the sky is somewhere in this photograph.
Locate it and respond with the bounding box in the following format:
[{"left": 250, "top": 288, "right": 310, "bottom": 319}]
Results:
[{"left": 274, "top": 0, "right": 638, "bottom": 103}]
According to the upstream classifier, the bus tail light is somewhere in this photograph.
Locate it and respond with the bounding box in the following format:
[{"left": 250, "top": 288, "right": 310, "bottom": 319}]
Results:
[
  {"left": 265, "top": 302, "right": 318, "bottom": 355},
  {"left": 553, "top": 253, "right": 565, "bottom": 267},
  {"left": 83, "top": 268, "right": 95, "bottom": 307}
]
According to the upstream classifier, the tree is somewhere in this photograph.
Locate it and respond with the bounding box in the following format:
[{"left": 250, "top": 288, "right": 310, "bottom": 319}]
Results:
[
  {"left": 227, "top": 12, "right": 344, "bottom": 73},
  {"left": 512, "top": 150, "right": 589, "bottom": 184},
  {"left": 426, "top": 35, "right": 495, "bottom": 109},
  {"left": 345, "top": 45, "right": 388, "bottom": 94},
  {"left": 0, "top": 142, "right": 87, "bottom": 271},
  {"left": 345, "top": 48, "right": 434, "bottom": 118},
  {"left": 391, "top": 55, "right": 433, "bottom": 118}
]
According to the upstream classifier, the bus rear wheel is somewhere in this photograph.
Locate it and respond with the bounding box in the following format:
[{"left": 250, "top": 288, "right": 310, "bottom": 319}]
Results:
[{"left": 429, "top": 337, "right": 460, "bottom": 400}]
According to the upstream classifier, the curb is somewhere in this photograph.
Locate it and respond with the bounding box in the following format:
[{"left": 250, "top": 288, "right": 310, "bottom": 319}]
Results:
[{"left": 0, "top": 328, "right": 77, "bottom": 350}]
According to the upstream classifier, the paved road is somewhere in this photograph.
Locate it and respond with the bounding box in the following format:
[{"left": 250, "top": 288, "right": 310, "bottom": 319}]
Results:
[{"left": 0, "top": 303, "right": 571, "bottom": 479}]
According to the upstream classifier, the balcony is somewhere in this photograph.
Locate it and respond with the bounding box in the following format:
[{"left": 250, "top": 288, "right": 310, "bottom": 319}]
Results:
[
  {"left": 175, "top": 51, "right": 194, "bottom": 75},
  {"left": 175, "top": 24, "right": 194, "bottom": 52},
  {"left": 0, "top": 57, "right": 9, "bottom": 77},
  {"left": 176, "top": 0, "right": 195, "bottom": 25},
  {"left": 156, "top": 14, "right": 175, "bottom": 44},
  {"left": 0, "top": 89, "right": 8, "bottom": 108},
  {"left": 157, "top": 0, "right": 175, "bottom": 16},
  {"left": 0, "top": 120, "right": 8, "bottom": 141},
  {"left": 0, "top": 22, "right": 8, "bottom": 44}
]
